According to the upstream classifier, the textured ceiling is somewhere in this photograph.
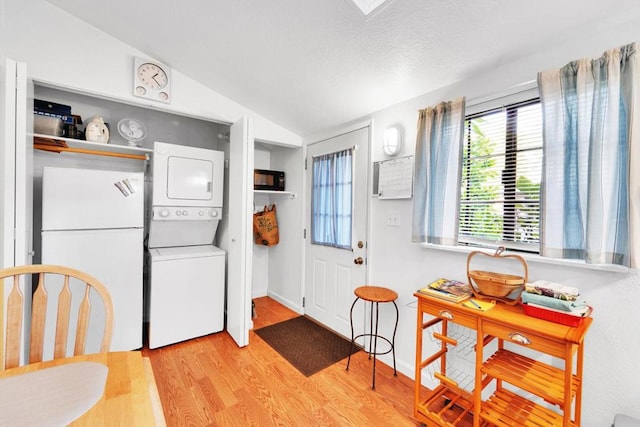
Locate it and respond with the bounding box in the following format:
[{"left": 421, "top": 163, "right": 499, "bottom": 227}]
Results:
[{"left": 45, "top": 0, "right": 640, "bottom": 136}]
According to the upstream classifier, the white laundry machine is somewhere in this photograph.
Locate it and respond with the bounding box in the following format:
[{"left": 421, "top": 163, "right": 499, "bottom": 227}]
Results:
[
  {"left": 148, "top": 245, "right": 225, "bottom": 349},
  {"left": 147, "top": 141, "right": 226, "bottom": 349}
]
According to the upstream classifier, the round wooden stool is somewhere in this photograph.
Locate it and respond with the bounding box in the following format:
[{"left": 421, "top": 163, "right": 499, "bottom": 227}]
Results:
[{"left": 346, "top": 285, "right": 399, "bottom": 390}]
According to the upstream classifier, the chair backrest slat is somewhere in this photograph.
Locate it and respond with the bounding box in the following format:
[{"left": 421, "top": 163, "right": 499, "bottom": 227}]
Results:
[
  {"left": 0, "top": 265, "right": 113, "bottom": 370},
  {"left": 53, "top": 275, "right": 72, "bottom": 360},
  {"left": 5, "top": 275, "right": 24, "bottom": 370},
  {"left": 74, "top": 285, "right": 92, "bottom": 356},
  {"left": 29, "top": 273, "right": 48, "bottom": 364}
]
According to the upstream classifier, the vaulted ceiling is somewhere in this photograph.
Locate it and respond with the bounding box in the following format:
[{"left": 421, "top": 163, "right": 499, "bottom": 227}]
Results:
[{"left": 46, "top": 0, "right": 640, "bottom": 136}]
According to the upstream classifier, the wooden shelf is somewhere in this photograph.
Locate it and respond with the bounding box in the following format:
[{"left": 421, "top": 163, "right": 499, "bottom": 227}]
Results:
[
  {"left": 31, "top": 133, "right": 152, "bottom": 160},
  {"left": 253, "top": 190, "right": 296, "bottom": 199},
  {"left": 481, "top": 389, "right": 576, "bottom": 427},
  {"left": 415, "top": 385, "right": 476, "bottom": 426},
  {"left": 482, "top": 349, "right": 578, "bottom": 408}
]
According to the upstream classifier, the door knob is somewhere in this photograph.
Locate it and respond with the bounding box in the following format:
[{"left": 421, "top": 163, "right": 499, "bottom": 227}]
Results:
[{"left": 354, "top": 257, "right": 364, "bottom": 265}]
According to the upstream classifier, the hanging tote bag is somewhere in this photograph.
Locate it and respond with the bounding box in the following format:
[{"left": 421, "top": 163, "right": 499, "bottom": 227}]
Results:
[{"left": 253, "top": 204, "right": 279, "bottom": 246}]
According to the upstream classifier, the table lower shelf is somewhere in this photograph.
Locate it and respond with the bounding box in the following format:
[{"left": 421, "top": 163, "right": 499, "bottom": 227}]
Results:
[
  {"left": 483, "top": 349, "right": 578, "bottom": 408},
  {"left": 481, "top": 388, "right": 575, "bottom": 427},
  {"left": 415, "top": 384, "right": 479, "bottom": 426},
  {"left": 415, "top": 378, "right": 574, "bottom": 426}
]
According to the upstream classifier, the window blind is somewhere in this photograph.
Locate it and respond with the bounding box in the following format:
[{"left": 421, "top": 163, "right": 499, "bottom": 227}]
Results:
[{"left": 459, "top": 99, "right": 542, "bottom": 252}]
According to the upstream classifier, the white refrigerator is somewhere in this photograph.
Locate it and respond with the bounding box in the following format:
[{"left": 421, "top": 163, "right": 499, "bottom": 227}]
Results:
[{"left": 41, "top": 166, "right": 144, "bottom": 357}]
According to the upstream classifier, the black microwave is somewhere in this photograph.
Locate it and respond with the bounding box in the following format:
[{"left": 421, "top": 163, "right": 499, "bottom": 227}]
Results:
[{"left": 254, "top": 169, "right": 285, "bottom": 191}]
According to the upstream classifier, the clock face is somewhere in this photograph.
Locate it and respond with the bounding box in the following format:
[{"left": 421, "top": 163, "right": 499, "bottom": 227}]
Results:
[
  {"left": 137, "top": 63, "right": 168, "bottom": 90},
  {"left": 133, "top": 57, "right": 171, "bottom": 103}
]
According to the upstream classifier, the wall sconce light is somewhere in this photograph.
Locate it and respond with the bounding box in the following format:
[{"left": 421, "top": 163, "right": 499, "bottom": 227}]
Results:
[{"left": 383, "top": 124, "right": 403, "bottom": 156}]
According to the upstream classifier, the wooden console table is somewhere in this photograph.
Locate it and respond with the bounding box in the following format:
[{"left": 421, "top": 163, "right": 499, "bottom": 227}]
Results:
[{"left": 414, "top": 292, "right": 592, "bottom": 426}]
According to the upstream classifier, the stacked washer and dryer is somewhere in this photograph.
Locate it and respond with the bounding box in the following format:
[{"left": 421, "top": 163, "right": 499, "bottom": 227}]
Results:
[{"left": 147, "top": 141, "right": 226, "bottom": 349}]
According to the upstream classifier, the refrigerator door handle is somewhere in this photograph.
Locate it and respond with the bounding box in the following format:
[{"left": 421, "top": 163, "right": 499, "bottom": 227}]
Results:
[{"left": 114, "top": 181, "right": 130, "bottom": 197}]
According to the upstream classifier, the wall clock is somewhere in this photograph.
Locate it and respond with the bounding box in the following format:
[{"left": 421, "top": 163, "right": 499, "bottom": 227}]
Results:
[{"left": 133, "top": 56, "right": 171, "bottom": 103}]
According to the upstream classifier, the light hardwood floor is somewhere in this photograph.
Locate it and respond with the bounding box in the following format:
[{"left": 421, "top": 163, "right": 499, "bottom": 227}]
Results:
[{"left": 142, "top": 297, "right": 421, "bottom": 426}]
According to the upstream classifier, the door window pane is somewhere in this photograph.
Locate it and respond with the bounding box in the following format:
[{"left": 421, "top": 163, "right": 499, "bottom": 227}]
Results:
[{"left": 311, "top": 149, "right": 353, "bottom": 249}]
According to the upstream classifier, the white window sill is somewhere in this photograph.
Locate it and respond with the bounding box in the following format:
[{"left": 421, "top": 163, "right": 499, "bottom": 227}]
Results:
[{"left": 417, "top": 242, "right": 632, "bottom": 274}]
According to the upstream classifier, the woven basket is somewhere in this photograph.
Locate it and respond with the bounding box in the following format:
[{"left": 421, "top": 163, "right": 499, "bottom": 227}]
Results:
[{"left": 467, "top": 247, "right": 528, "bottom": 304}]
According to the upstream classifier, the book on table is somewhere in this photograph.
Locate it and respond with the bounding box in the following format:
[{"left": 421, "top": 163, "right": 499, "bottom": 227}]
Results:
[{"left": 418, "top": 278, "right": 473, "bottom": 302}]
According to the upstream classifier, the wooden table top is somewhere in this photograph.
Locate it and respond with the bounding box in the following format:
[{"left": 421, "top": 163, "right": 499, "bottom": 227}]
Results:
[
  {"left": 0, "top": 351, "right": 163, "bottom": 426},
  {"left": 414, "top": 292, "right": 593, "bottom": 345}
]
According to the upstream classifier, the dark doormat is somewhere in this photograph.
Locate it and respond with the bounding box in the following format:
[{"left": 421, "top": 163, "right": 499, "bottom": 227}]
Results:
[{"left": 255, "top": 316, "right": 360, "bottom": 377}]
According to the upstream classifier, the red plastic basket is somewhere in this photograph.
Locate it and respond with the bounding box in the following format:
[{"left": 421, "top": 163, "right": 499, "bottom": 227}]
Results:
[{"left": 522, "top": 303, "right": 592, "bottom": 327}]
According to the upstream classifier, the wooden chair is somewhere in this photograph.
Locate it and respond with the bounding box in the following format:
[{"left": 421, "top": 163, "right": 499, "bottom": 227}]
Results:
[{"left": 0, "top": 264, "right": 114, "bottom": 370}]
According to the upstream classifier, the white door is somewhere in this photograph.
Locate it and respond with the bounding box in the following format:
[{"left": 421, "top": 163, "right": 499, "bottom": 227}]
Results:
[
  {"left": 304, "top": 125, "right": 369, "bottom": 338},
  {"left": 0, "top": 58, "right": 33, "bottom": 268},
  {"left": 226, "top": 117, "right": 254, "bottom": 347},
  {"left": 1, "top": 58, "right": 33, "bottom": 366}
]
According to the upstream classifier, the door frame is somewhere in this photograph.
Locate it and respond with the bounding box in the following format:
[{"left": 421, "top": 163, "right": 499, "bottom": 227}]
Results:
[{"left": 301, "top": 120, "right": 372, "bottom": 320}]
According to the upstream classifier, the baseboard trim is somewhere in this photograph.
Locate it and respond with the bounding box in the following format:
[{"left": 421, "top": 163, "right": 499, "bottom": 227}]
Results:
[{"left": 266, "top": 291, "right": 303, "bottom": 314}]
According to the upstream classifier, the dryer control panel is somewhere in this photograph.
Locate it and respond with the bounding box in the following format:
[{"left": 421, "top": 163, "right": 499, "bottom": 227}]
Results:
[{"left": 152, "top": 206, "right": 222, "bottom": 220}]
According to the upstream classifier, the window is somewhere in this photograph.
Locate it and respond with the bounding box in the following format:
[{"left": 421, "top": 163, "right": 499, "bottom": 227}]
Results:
[
  {"left": 458, "top": 99, "right": 543, "bottom": 252},
  {"left": 310, "top": 148, "right": 353, "bottom": 249}
]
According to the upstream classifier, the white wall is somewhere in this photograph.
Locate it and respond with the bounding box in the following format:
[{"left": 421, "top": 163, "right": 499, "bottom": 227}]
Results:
[
  {"left": 265, "top": 145, "right": 304, "bottom": 311},
  {"left": 357, "top": 19, "right": 640, "bottom": 427},
  {"left": 253, "top": 143, "right": 304, "bottom": 311},
  {"left": 252, "top": 148, "right": 272, "bottom": 298},
  {"left": 0, "top": 0, "right": 302, "bottom": 147}
]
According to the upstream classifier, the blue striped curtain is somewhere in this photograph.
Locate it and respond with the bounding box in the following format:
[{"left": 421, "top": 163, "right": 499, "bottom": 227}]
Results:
[
  {"left": 412, "top": 97, "right": 465, "bottom": 244},
  {"left": 311, "top": 149, "right": 353, "bottom": 249},
  {"left": 538, "top": 43, "right": 640, "bottom": 266}
]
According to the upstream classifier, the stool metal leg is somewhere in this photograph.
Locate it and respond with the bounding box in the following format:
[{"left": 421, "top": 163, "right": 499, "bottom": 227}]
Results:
[
  {"left": 346, "top": 296, "right": 360, "bottom": 371},
  {"left": 371, "top": 301, "right": 379, "bottom": 389},
  {"left": 391, "top": 300, "right": 399, "bottom": 376},
  {"left": 367, "top": 300, "right": 374, "bottom": 359}
]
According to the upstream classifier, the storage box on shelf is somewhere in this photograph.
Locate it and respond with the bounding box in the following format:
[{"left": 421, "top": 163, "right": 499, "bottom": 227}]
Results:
[
  {"left": 522, "top": 303, "right": 593, "bottom": 327},
  {"left": 414, "top": 292, "right": 592, "bottom": 427}
]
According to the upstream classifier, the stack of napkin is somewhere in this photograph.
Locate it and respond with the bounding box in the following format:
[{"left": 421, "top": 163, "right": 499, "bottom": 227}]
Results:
[{"left": 521, "top": 280, "right": 591, "bottom": 317}]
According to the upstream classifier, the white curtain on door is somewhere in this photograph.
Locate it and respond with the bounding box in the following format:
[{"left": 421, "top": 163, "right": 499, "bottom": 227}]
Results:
[
  {"left": 538, "top": 42, "right": 640, "bottom": 267},
  {"left": 311, "top": 148, "right": 353, "bottom": 249},
  {"left": 412, "top": 97, "right": 465, "bottom": 245}
]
